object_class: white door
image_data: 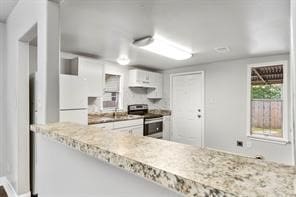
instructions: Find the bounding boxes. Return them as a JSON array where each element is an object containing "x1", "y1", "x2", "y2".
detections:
[{"x1": 171, "y1": 72, "x2": 204, "y2": 147}]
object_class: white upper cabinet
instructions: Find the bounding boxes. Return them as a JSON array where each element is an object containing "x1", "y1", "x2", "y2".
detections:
[
  {"x1": 68, "y1": 57, "x2": 105, "y2": 97},
  {"x1": 128, "y1": 69, "x2": 163, "y2": 98},
  {"x1": 61, "y1": 54, "x2": 105, "y2": 98},
  {"x1": 77, "y1": 57, "x2": 104, "y2": 97},
  {"x1": 147, "y1": 72, "x2": 163, "y2": 99},
  {"x1": 129, "y1": 69, "x2": 153, "y2": 88}
]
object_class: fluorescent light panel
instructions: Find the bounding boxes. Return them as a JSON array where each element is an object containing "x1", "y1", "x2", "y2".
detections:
[{"x1": 136, "y1": 36, "x2": 192, "y2": 60}]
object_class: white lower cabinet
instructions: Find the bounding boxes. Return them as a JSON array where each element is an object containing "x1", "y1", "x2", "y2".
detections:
[
  {"x1": 113, "y1": 119, "x2": 144, "y2": 136},
  {"x1": 129, "y1": 125, "x2": 144, "y2": 136},
  {"x1": 162, "y1": 116, "x2": 171, "y2": 140},
  {"x1": 92, "y1": 119, "x2": 144, "y2": 136},
  {"x1": 92, "y1": 122, "x2": 114, "y2": 130}
]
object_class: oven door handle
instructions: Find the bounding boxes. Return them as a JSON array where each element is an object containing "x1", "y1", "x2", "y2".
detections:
[{"x1": 144, "y1": 118, "x2": 163, "y2": 124}]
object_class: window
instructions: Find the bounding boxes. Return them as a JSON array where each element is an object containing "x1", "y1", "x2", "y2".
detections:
[
  {"x1": 247, "y1": 61, "x2": 288, "y2": 142},
  {"x1": 103, "y1": 74, "x2": 122, "y2": 110}
]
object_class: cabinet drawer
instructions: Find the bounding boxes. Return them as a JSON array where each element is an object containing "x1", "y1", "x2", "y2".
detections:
[
  {"x1": 113, "y1": 119, "x2": 143, "y2": 129},
  {"x1": 92, "y1": 122, "x2": 114, "y2": 130},
  {"x1": 113, "y1": 125, "x2": 144, "y2": 136}
]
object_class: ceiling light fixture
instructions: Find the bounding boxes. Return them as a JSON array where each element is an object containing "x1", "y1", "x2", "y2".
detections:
[
  {"x1": 214, "y1": 46, "x2": 230, "y2": 54},
  {"x1": 117, "y1": 55, "x2": 130, "y2": 65},
  {"x1": 133, "y1": 36, "x2": 192, "y2": 60}
]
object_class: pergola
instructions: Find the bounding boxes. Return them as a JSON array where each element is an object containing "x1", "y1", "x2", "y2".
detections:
[{"x1": 251, "y1": 65, "x2": 283, "y2": 85}]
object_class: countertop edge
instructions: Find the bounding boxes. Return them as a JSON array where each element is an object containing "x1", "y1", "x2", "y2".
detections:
[
  {"x1": 30, "y1": 125, "x2": 236, "y2": 197},
  {"x1": 88, "y1": 116, "x2": 144, "y2": 125}
]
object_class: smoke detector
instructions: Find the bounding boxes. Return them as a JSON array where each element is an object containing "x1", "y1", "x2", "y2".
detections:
[{"x1": 214, "y1": 47, "x2": 230, "y2": 54}]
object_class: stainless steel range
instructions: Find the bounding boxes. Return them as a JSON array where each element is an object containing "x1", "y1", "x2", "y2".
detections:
[{"x1": 128, "y1": 104, "x2": 163, "y2": 138}]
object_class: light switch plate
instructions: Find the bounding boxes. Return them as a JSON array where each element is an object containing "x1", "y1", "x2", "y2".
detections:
[{"x1": 246, "y1": 141, "x2": 252, "y2": 148}]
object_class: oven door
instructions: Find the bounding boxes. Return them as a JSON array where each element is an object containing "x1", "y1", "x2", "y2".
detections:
[{"x1": 144, "y1": 117, "x2": 163, "y2": 137}]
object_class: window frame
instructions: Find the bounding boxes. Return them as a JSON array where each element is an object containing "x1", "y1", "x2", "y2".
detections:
[
  {"x1": 246, "y1": 61, "x2": 289, "y2": 144},
  {"x1": 102, "y1": 73, "x2": 124, "y2": 111}
]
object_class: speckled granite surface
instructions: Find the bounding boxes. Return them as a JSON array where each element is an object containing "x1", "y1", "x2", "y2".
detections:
[
  {"x1": 30, "y1": 123, "x2": 295, "y2": 197},
  {"x1": 149, "y1": 109, "x2": 171, "y2": 116},
  {"x1": 88, "y1": 109, "x2": 170, "y2": 125},
  {"x1": 88, "y1": 113, "x2": 143, "y2": 125}
]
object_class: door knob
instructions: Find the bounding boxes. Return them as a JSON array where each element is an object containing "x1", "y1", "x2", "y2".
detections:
[{"x1": 197, "y1": 115, "x2": 201, "y2": 118}]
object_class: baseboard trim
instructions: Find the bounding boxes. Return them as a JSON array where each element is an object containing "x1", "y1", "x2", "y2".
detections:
[
  {"x1": 0, "y1": 176, "x2": 18, "y2": 197},
  {"x1": 0, "y1": 177, "x2": 31, "y2": 197},
  {"x1": 18, "y1": 191, "x2": 31, "y2": 197}
]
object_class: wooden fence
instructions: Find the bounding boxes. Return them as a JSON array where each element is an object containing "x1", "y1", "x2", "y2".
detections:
[{"x1": 251, "y1": 99, "x2": 282, "y2": 129}]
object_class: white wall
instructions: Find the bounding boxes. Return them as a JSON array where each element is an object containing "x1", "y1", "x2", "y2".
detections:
[
  {"x1": 5, "y1": 0, "x2": 60, "y2": 194},
  {"x1": 0, "y1": 23, "x2": 6, "y2": 177},
  {"x1": 163, "y1": 54, "x2": 293, "y2": 165},
  {"x1": 290, "y1": 0, "x2": 296, "y2": 165},
  {"x1": 29, "y1": 45, "x2": 37, "y2": 74}
]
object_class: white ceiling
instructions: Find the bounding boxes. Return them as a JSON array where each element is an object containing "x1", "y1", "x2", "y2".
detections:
[
  {"x1": 60, "y1": 0, "x2": 290, "y2": 70},
  {"x1": 0, "y1": 0, "x2": 19, "y2": 22}
]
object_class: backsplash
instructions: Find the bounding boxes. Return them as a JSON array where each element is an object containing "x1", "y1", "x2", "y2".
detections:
[
  {"x1": 123, "y1": 87, "x2": 167, "y2": 110},
  {"x1": 88, "y1": 87, "x2": 167, "y2": 112}
]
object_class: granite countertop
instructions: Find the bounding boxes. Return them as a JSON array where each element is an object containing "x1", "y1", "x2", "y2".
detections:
[
  {"x1": 88, "y1": 113, "x2": 143, "y2": 125},
  {"x1": 88, "y1": 109, "x2": 171, "y2": 125},
  {"x1": 30, "y1": 123, "x2": 296, "y2": 197}
]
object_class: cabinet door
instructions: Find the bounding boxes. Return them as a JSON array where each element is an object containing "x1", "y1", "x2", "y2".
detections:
[
  {"x1": 147, "y1": 73, "x2": 163, "y2": 99},
  {"x1": 78, "y1": 57, "x2": 104, "y2": 97},
  {"x1": 113, "y1": 125, "x2": 143, "y2": 136},
  {"x1": 129, "y1": 69, "x2": 154, "y2": 87},
  {"x1": 131, "y1": 125, "x2": 144, "y2": 136},
  {"x1": 113, "y1": 119, "x2": 143, "y2": 129},
  {"x1": 92, "y1": 122, "x2": 114, "y2": 130},
  {"x1": 139, "y1": 70, "x2": 150, "y2": 86},
  {"x1": 113, "y1": 127, "x2": 132, "y2": 134},
  {"x1": 156, "y1": 73, "x2": 163, "y2": 98},
  {"x1": 148, "y1": 72, "x2": 156, "y2": 87}
]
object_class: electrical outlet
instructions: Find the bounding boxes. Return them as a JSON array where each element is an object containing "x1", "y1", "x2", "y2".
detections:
[{"x1": 237, "y1": 141, "x2": 243, "y2": 147}]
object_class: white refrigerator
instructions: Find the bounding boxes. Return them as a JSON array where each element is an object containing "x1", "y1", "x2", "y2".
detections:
[
  {"x1": 60, "y1": 74, "x2": 88, "y2": 125},
  {"x1": 30, "y1": 74, "x2": 88, "y2": 196}
]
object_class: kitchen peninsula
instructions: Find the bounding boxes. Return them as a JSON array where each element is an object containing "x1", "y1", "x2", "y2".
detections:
[{"x1": 30, "y1": 123, "x2": 296, "y2": 197}]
